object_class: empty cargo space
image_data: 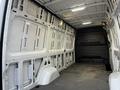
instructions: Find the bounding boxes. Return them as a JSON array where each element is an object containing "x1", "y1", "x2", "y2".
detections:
[
  {"x1": 32, "y1": 63, "x2": 110, "y2": 90},
  {"x1": 2, "y1": 0, "x2": 120, "y2": 90},
  {"x1": 32, "y1": 26, "x2": 111, "y2": 90}
]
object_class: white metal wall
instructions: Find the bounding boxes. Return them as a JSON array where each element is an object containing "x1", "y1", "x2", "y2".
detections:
[
  {"x1": 108, "y1": 15, "x2": 120, "y2": 71},
  {"x1": 107, "y1": 0, "x2": 120, "y2": 71},
  {"x1": 2, "y1": 0, "x2": 75, "y2": 90}
]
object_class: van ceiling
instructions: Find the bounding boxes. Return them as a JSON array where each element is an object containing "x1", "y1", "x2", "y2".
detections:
[{"x1": 35, "y1": 0, "x2": 108, "y2": 28}]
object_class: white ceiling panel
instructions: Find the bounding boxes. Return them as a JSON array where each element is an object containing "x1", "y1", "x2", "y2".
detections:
[
  {"x1": 62, "y1": 5, "x2": 107, "y2": 18},
  {"x1": 40, "y1": 0, "x2": 108, "y2": 28}
]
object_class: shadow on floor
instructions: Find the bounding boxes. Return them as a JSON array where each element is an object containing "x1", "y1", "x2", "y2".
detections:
[{"x1": 32, "y1": 63, "x2": 111, "y2": 90}]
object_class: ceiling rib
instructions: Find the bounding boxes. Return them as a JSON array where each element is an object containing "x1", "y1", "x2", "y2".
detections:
[
  {"x1": 70, "y1": 20, "x2": 106, "y2": 26},
  {"x1": 75, "y1": 24, "x2": 102, "y2": 28},
  {"x1": 34, "y1": 0, "x2": 44, "y2": 5},
  {"x1": 74, "y1": 20, "x2": 102, "y2": 26},
  {"x1": 66, "y1": 13, "x2": 107, "y2": 23},
  {"x1": 44, "y1": 0, "x2": 62, "y2": 6},
  {"x1": 55, "y1": 2, "x2": 108, "y2": 14},
  {"x1": 70, "y1": 17, "x2": 106, "y2": 25},
  {"x1": 64, "y1": 11, "x2": 107, "y2": 20}
]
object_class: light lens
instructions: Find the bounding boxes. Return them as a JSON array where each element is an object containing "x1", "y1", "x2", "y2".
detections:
[
  {"x1": 82, "y1": 22, "x2": 92, "y2": 25},
  {"x1": 59, "y1": 21, "x2": 63, "y2": 26},
  {"x1": 71, "y1": 6, "x2": 86, "y2": 12}
]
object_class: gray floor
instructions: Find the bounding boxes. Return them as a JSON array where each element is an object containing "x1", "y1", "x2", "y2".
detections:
[{"x1": 32, "y1": 63, "x2": 111, "y2": 90}]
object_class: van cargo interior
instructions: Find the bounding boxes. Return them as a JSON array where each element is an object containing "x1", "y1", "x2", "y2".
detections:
[{"x1": 1, "y1": 0, "x2": 120, "y2": 90}]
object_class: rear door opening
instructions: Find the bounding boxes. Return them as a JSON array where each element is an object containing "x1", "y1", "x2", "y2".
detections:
[
  {"x1": 75, "y1": 26, "x2": 111, "y2": 71},
  {"x1": 1, "y1": 0, "x2": 120, "y2": 90}
]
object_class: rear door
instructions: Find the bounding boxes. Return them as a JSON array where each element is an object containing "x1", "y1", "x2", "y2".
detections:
[{"x1": 75, "y1": 27, "x2": 110, "y2": 66}]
